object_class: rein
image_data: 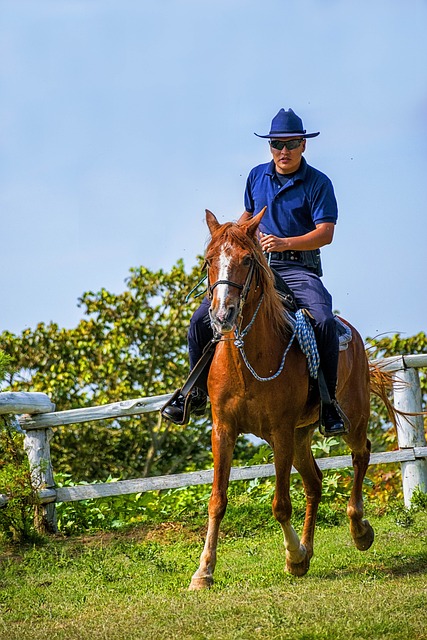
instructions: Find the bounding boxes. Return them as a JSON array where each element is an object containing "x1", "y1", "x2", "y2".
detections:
[
  {"x1": 208, "y1": 256, "x2": 294, "y2": 381},
  {"x1": 235, "y1": 323, "x2": 298, "y2": 382},
  {"x1": 208, "y1": 253, "x2": 319, "y2": 383},
  {"x1": 235, "y1": 309, "x2": 319, "y2": 382},
  {"x1": 230, "y1": 273, "x2": 297, "y2": 382}
]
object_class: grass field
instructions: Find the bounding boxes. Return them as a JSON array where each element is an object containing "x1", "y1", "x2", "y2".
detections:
[{"x1": 0, "y1": 504, "x2": 426, "y2": 640}]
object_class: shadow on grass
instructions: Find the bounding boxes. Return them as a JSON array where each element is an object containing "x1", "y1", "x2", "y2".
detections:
[{"x1": 317, "y1": 552, "x2": 427, "y2": 580}]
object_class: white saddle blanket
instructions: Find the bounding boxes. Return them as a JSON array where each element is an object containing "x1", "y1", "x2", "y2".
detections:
[{"x1": 335, "y1": 316, "x2": 352, "y2": 351}]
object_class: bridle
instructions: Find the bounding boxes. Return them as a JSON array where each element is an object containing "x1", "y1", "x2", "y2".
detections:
[
  {"x1": 205, "y1": 250, "x2": 312, "y2": 383},
  {"x1": 207, "y1": 258, "x2": 256, "y2": 309},
  {"x1": 206, "y1": 256, "x2": 265, "y2": 346}
]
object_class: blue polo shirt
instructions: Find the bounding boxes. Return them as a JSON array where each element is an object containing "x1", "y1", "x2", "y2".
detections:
[{"x1": 244, "y1": 157, "x2": 338, "y2": 237}]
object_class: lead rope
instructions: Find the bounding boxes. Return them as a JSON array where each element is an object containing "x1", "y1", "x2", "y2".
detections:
[
  {"x1": 184, "y1": 274, "x2": 208, "y2": 303},
  {"x1": 234, "y1": 308, "x2": 320, "y2": 382},
  {"x1": 294, "y1": 309, "x2": 320, "y2": 378},
  {"x1": 233, "y1": 294, "x2": 264, "y2": 346}
]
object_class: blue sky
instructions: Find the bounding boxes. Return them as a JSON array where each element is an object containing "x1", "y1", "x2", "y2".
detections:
[{"x1": 1, "y1": 0, "x2": 426, "y2": 341}]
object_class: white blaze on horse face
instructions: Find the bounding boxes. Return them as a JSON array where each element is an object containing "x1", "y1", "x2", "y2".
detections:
[
  {"x1": 216, "y1": 245, "x2": 233, "y2": 307},
  {"x1": 210, "y1": 244, "x2": 238, "y2": 332}
]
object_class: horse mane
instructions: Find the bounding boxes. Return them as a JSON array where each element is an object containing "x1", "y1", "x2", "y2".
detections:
[{"x1": 206, "y1": 221, "x2": 293, "y2": 338}]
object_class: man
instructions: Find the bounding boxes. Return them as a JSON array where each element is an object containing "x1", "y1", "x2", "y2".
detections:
[{"x1": 162, "y1": 108, "x2": 346, "y2": 435}]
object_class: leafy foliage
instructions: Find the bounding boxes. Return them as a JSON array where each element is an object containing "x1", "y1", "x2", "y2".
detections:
[
  {"x1": 0, "y1": 350, "x2": 11, "y2": 382},
  {"x1": 364, "y1": 332, "x2": 427, "y2": 501},
  {"x1": 0, "y1": 352, "x2": 39, "y2": 542},
  {"x1": 0, "y1": 419, "x2": 42, "y2": 542},
  {"x1": 0, "y1": 261, "x2": 256, "y2": 483},
  {"x1": 1, "y1": 261, "x2": 426, "y2": 532}
]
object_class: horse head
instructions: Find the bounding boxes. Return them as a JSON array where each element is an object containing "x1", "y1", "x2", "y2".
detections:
[{"x1": 204, "y1": 208, "x2": 266, "y2": 335}]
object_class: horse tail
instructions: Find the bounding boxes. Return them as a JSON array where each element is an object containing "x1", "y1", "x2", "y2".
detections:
[{"x1": 369, "y1": 362, "x2": 399, "y2": 429}]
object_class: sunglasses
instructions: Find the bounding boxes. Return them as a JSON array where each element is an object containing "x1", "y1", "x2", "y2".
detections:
[{"x1": 270, "y1": 138, "x2": 303, "y2": 151}]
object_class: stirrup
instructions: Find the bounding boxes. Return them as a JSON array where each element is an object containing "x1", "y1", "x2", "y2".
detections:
[
  {"x1": 319, "y1": 399, "x2": 350, "y2": 436},
  {"x1": 161, "y1": 388, "x2": 193, "y2": 426}
]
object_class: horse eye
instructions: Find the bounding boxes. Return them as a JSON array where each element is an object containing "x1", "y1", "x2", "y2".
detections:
[{"x1": 242, "y1": 255, "x2": 252, "y2": 267}]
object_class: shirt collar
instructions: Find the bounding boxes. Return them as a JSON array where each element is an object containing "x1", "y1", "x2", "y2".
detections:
[{"x1": 266, "y1": 156, "x2": 308, "y2": 182}]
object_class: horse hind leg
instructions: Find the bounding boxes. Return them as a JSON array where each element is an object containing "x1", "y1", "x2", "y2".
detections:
[
  {"x1": 340, "y1": 331, "x2": 374, "y2": 550},
  {"x1": 346, "y1": 436, "x2": 375, "y2": 551}
]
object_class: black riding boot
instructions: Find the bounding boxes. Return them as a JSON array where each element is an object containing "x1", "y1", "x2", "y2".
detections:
[
  {"x1": 317, "y1": 324, "x2": 348, "y2": 436},
  {"x1": 161, "y1": 387, "x2": 207, "y2": 425},
  {"x1": 161, "y1": 346, "x2": 210, "y2": 426},
  {"x1": 162, "y1": 299, "x2": 213, "y2": 425},
  {"x1": 321, "y1": 400, "x2": 348, "y2": 436}
]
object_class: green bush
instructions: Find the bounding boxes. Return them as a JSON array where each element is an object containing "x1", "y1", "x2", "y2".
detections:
[
  {"x1": 53, "y1": 467, "x2": 358, "y2": 537},
  {"x1": 0, "y1": 420, "x2": 42, "y2": 543},
  {"x1": 0, "y1": 350, "x2": 11, "y2": 383}
]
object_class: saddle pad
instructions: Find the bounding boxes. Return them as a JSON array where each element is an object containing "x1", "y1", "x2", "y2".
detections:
[{"x1": 335, "y1": 316, "x2": 352, "y2": 351}]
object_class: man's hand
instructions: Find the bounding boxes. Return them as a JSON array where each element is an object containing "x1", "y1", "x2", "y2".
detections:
[
  {"x1": 260, "y1": 223, "x2": 335, "y2": 253},
  {"x1": 259, "y1": 232, "x2": 284, "y2": 253}
]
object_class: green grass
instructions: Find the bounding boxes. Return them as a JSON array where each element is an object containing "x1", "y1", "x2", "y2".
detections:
[{"x1": 0, "y1": 506, "x2": 426, "y2": 640}]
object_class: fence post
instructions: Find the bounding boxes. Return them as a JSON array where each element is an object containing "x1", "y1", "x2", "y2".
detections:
[
  {"x1": 23, "y1": 427, "x2": 57, "y2": 533},
  {"x1": 392, "y1": 367, "x2": 427, "y2": 507}
]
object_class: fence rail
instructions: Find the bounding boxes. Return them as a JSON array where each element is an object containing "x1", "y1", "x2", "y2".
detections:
[
  {"x1": 36, "y1": 447, "x2": 427, "y2": 506},
  {"x1": 1, "y1": 354, "x2": 427, "y2": 532}
]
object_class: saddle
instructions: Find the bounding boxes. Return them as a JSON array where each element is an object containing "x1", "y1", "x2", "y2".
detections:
[
  {"x1": 161, "y1": 271, "x2": 352, "y2": 425},
  {"x1": 272, "y1": 268, "x2": 352, "y2": 351}
]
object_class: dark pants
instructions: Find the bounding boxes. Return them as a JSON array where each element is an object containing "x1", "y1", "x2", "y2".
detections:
[{"x1": 188, "y1": 263, "x2": 339, "y2": 397}]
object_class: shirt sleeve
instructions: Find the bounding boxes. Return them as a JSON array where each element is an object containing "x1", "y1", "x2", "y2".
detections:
[
  {"x1": 310, "y1": 175, "x2": 338, "y2": 225},
  {"x1": 244, "y1": 172, "x2": 255, "y2": 213}
]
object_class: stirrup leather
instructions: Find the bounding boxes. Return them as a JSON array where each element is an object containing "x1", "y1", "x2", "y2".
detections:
[{"x1": 160, "y1": 339, "x2": 217, "y2": 425}]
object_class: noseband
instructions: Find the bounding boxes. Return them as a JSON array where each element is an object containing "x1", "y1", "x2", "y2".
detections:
[{"x1": 207, "y1": 259, "x2": 256, "y2": 307}]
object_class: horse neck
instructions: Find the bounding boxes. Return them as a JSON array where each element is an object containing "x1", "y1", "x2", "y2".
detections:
[{"x1": 237, "y1": 286, "x2": 287, "y2": 353}]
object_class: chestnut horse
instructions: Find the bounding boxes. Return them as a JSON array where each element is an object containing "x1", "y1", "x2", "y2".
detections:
[{"x1": 189, "y1": 208, "x2": 385, "y2": 591}]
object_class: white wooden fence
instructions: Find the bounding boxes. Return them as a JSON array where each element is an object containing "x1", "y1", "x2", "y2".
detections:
[{"x1": 1, "y1": 354, "x2": 426, "y2": 533}]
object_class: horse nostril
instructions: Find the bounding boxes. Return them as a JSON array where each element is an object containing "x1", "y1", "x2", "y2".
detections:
[
  {"x1": 209, "y1": 305, "x2": 235, "y2": 328},
  {"x1": 225, "y1": 306, "x2": 235, "y2": 324}
]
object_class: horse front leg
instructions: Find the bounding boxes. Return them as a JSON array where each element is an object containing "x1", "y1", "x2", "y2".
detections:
[
  {"x1": 189, "y1": 425, "x2": 236, "y2": 590},
  {"x1": 272, "y1": 439, "x2": 310, "y2": 577}
]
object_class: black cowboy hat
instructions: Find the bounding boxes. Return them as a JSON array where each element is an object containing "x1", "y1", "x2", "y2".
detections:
[{"x1": 255, "y1": 108, "x2": 320, "y2": 139}]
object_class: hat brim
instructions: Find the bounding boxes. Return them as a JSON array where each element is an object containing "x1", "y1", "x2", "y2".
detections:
[{"x1": 255, "y1": 131, "x2": 320, "y2": 139}]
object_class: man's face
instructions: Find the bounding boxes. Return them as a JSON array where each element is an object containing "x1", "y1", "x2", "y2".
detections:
[{"x1": 269, "y1": 137, "x2": 306, "y2": 174}]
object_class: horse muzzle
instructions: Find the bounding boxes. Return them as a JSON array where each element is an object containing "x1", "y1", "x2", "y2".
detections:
[{"x1": 209, "y1": 304, "x2": 239, "y2": 335}]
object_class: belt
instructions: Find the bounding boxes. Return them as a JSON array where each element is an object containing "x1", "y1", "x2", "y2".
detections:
[{"x1": 268, "y1": 250, "x2": 303, "y2": 262}]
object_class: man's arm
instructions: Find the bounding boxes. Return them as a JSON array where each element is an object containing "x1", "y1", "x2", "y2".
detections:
[{"x1": 259, "y1": 222, "x2": 335, "y2": 253}]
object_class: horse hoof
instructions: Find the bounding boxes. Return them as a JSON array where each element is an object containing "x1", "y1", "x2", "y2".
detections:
[
  {"x1": 286, "y1": 554, "x2": 311, "y2": 577},
  {"x1": 188, "y1": 575, "x2": 213, "y2": 590},
  {"x1": 353, "y1": 520, "x2": 375, "y2": 551}
]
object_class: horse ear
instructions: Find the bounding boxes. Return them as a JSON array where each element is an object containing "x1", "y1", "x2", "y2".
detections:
[
  {"x1": 243, "y1": 206, "x2": 267, "y2": 238},
  {"x1": 206, "y1": 209, "x2": 220, "y2": 234}
]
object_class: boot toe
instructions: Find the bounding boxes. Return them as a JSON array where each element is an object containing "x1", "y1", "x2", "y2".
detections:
[
  {"x1": 161, "y1": 404, "x2": 185, "y2": 424},
  {"x1": 324, "y1": 420, "x2": 347, "y2": 436},
  {"x1": 161, "y1": 394, "x2": 187, "y2": 424},
  {"x1": 322, "y1": 402, "x2": 349, "y2": 436},
  {"x1": 162, "y1": 404, "x2": 184, "y2": 419},
  {"x1": 161, "y1": 389, "x2": 207, "y2": 425}
]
